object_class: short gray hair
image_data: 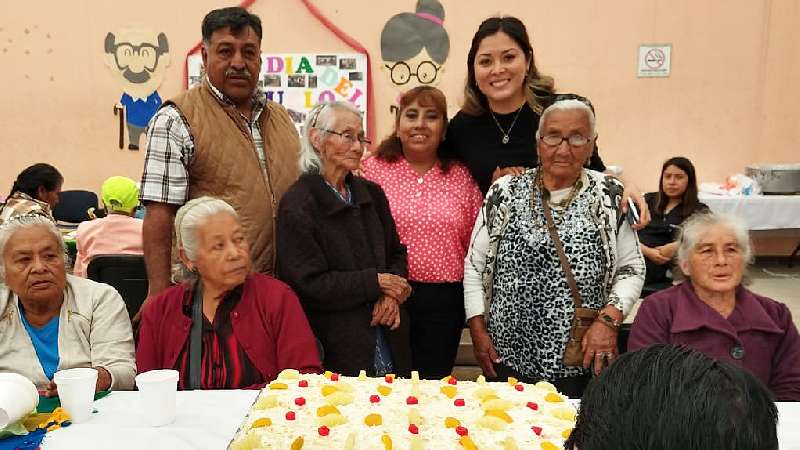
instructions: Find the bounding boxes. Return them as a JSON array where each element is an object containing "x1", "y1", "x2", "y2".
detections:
[
  {"x1": 173, "y1": 196, "x2": 238, "y2": 282},
  {"x1": 0, "y1": 214, "x2": 65, "y2": 280},
  {"x1": 299, "y1": 101, "x2": 364, "y2": 174},
  {"x1": 677, "y1": 212, "x2": 753, "y2": 267},
  {"x1": 535, "y1": 99, "x2": 597, "y2": 140}
]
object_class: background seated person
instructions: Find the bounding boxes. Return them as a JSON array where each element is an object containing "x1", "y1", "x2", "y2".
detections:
[
  {"x1": 74, "y1": 176, "x2": 144, "y2": 277},
  {"x1": 638, "y1": 157, "x2": 708, "y2": 291},
  {"x1": 0, "y1": 163, "x2": 63, "y2": 225},
  {"x1": 0, "y1": 215, "x2": 135, "y2": 395},
  {"x1": 136, "y1": 197, "x2": 321, "y2": 389},
  {"x1": 566, "y1": 344, "x2": 778, "y2": 450},
  {"x1": 629, "y1": 212, "x2": 800, "y2": 401}
]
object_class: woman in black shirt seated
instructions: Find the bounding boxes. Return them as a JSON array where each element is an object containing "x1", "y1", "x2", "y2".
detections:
[{"x1": 638, "y1": 157, "x2": 708, "y2": 289}]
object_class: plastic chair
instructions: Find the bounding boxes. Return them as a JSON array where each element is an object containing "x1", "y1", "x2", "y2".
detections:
[
  {"x1": 52, "y1": 190, "x2": 99, "y2": 224},
  {"x1": 87, "y1": 254, "x2": 148, "y2": 319}
]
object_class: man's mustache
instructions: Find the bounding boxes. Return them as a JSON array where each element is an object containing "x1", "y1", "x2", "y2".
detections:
[{"x1": 225, "y1": 68, "x2": 252, "y2": 79}]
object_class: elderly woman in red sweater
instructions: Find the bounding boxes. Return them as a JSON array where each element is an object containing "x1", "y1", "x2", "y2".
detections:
[
  {"x1": 137, "y1": 197, "x2": 321, "y2": 389},
  {"x1": 629, "y1": 212, "x2": 800, "y2": 401}
]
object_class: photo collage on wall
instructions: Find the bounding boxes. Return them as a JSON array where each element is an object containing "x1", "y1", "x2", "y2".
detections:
[{"x1": 187, "y1": 53, "x2": 368, "y2": 134}]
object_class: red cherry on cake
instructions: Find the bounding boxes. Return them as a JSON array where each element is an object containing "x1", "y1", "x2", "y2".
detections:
[
  {"x1": 526, "y1": 401, "x2": 539, "y2": 411},
  {"x1": 294, "y1": 397, "x2": 306, "y2": 406},
  {"x1": 447, "y1": 376, "x2": 458, "y2": 385},
  {"x1": 285, "y1": 411, "x2": 296, "y2": 421},
  {"x1": 406, "y1": 396, "x2": 418, "y2": 405},
  {"x1": 370, "y1": 394, "x2": 380, "y2": 403},
  {"x1": 455, "y1": 426, "x2": 468, "y2": 436},
  {"x1": 532, "y1": 425, "x2": 543, "y2": 436},
  {"x1": 298, "y1": 380, "x2": 308, "y2": 388},
  {"x1": 385, "y1": 375, "x2": 394, "y2": 383},
  {"x1": 318, "y1": 426, "x2": 330, "y2": 436},
  {"x1": 514, "y1": 384, "x2": 524, "y2": 392},
  {"x1": 454, "y1": 398, "x2": 465, "y2": 407},
  {"x1": 330, "y1": 373, "x2": 340, "y2": 381},
  {"x1": 408, "y1": 424, "x2": 419, "y2": 434}
]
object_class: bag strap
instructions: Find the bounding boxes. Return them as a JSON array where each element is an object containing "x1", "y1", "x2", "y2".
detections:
[
  {"x1": 189, "y1": 280, "x2": 203, "y2": 390},
  {"x1": 541, "y1": 191, "x2": 584, "y2": 309}
]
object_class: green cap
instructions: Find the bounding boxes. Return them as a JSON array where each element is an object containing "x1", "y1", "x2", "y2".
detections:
[{"x1": 101, "y1": 176, "x2": 140, "y2": 214}]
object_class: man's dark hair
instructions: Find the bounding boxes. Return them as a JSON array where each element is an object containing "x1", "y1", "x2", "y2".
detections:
[
  {"x1": 8, "y1": 163, "x2": 63, "y2": 199},
  {"x1": 201, "y1": 7, "x2": 262, "y2": 44},
  {"x1": 566, "y1": 345, "x2": 778, "y2": 450}
]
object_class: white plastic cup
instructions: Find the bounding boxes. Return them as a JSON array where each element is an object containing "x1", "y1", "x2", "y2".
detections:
[
  {"x1": 53, "y1": 368, "x2": 98, "y2": 423},
  {"x1": 135, "y1": 369, "x2": 179, "y2": 427}
]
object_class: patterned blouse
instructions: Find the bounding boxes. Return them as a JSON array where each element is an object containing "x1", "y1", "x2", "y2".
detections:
[
  {"x1": 0, "y1": 192, "x2": 54, "y2": 225},
  {"x1": 361, "y1": 156, "x2": 483, "y2": 283},
  {"x1": 463, "y1": 169, "x2": 645, "y2": 380}
]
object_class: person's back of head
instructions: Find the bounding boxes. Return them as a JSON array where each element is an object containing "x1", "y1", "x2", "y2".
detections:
[
  {"x1": 101, "y1": 176, "x2": 140, "y2": 215},
  {"x1": 567, "y1": 344, "x2": 778, "y2": 450},
  {"x1": 8, "y1": 163, "x2": 63, "y2": 200}
]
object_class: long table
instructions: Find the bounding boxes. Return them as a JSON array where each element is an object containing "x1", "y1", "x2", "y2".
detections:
[
  {"x1": 699, "y1": 193, "x2": 800, "y2": 231},
  {"x1": 40, "y1": 390, "x2": 800, "y2": 449}
]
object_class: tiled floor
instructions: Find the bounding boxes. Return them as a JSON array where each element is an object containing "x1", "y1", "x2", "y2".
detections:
[{"x1": 453, "y1": 258, "x2": 800, "y2": 381}]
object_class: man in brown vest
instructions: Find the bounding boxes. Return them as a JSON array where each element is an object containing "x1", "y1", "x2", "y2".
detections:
[{"x1": 138, "y1": 7, "x2": 299, "y2": 321}]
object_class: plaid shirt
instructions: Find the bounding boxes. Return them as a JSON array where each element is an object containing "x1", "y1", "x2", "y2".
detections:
[{"x1": 140, "y1": 77, "x2": 267, "y2": 205}]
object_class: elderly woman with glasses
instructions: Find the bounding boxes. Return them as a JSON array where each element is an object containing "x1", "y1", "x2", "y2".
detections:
[
  {"x1": 0, "y1": 215, "x2": 135, "y2": 395},
  {"x1": 629, "y1": 212, "x2": 800, "y2": 401},
  {"x1": 276, "y1": 101, "x2": 413, "y2": 377},
  {"x1": 136, "y1": 197, "x2": 321, "y2": 389},
  {"x1": 464, "y1": 98, "x2": 645, "y2": 397}
]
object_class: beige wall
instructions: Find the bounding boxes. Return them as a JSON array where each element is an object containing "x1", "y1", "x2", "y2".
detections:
[{"x1": 0, "y1": 0, "x2": 797, "y2": 197}]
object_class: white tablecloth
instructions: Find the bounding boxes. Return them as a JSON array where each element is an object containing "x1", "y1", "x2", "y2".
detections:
[
  {"x1": 43, "y1": 390, "x2": 257, "y2": 450},
  {"x1": 699, "y1": 193, "x2": 800, "y2": 230},
  {"x1": 39, "y1": 390, "x2": 800, "y2": 449}
]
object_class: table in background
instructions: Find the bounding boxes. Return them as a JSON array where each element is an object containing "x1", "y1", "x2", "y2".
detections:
[
  {"x1": 41, "y1": 390, "x2": 800, "y2": 449},
  {"x1": 699, "y1": 193, "x2": 800, "y2": 263}
]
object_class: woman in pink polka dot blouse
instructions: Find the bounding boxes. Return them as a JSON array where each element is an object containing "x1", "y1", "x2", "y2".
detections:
[{"x1": 362, "y1": 86, "x2": 483, "y2": 379}]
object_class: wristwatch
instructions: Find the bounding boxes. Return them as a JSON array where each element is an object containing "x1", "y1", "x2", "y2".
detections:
[{"x1": 596, "y1": 313, "x2": 621, "y2": 331}]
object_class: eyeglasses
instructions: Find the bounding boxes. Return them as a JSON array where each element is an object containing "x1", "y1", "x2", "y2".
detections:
[
  {"x1": 385, "y1": 61, "x2": 440, "y2": 85},
  {"x1": 322, "y1": 129, "x2": 371, "y2": 147},
  {"x1": 111, "y1": 42, "x2": 162, "y2": 72},
  {"x1": 539, "y1": 134, "x2": 591, "y2": 148}
]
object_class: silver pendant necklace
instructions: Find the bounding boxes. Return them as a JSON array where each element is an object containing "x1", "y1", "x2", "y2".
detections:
[{"x1": 489, "y1": 105, "x2": 524, "y2": 144}]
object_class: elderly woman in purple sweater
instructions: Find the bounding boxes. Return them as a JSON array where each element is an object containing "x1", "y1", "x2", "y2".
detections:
[{"x1": 629, "y1": 212, "x2": 800, "y2": 401}]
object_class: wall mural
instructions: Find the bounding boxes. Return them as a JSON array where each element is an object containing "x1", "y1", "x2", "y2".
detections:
[
  {"x1": 380, "y1": 0, "x2": 449, "y2": 114},
  {"x1": 104, "y1": 29, "x2": 170, "y2": 150}
]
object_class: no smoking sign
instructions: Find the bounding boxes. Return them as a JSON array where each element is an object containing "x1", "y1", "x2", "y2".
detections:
[{"x1": 638, "y1": 44, "x2": 672, "y2": 77}]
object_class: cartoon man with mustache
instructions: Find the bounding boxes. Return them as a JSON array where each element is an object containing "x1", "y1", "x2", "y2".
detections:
[
  {"x1": 135, "y1": 7, "x2": 300, "y2": 325},
  {"x1": 104, "y1": 29, "x2": 170, "y2": 150}
]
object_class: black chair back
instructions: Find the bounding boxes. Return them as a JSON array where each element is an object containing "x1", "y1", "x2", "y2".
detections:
[
  {"x1": 87, "y1": 254, "x2": 148, "y2": 319},
  {"x1": 53, "y1": 190, "x2": 98, "y2": 223}
]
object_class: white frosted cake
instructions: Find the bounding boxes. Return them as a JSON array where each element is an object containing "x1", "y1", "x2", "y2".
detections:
[{"x1": 230, "y1": 369, "x2": 576, "y2": 450}]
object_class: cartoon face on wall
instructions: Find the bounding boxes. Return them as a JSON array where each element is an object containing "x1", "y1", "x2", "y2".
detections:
[
  {"x1": 380, "y1": 0, "x2": 449, "y2": 92},
  {"x1": 103, "y1": 29, "x2": 170, "y2": 150}
]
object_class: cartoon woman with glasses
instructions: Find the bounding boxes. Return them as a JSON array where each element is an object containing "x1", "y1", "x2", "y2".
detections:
[{"x1": 380, "y1": 0, "x2": 449, "y2": 91}]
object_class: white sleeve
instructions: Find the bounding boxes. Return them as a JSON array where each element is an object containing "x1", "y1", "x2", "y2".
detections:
[
  {"x1": 611, "y1": 221, "x2": 646, "y2": 318},
  {"x1": 463, "y1": 202, "x2": 490, "y2": 321}
]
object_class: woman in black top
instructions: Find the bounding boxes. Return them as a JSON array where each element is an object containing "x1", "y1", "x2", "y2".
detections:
[
  {"x1": 638, "y1": 157, "x2": 708, "y2": 287},
  {"x1": 443, "y1": 16, "x2": 647, "y2": 224}
]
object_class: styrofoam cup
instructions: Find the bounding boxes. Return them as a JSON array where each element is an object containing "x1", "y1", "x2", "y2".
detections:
[
  {"x1": 53, "y1": 368, "x2": 98, "y2": 423},
  {"x1": 0, "y1": 374, "x2": 39, "y2": 429},
  {"x1": 135, "y1": 369, "x2": 179, "y2": 427}
]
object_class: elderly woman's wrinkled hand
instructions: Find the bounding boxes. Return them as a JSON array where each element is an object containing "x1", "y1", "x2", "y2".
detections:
[
  {"x1": 377, "y1": 273, "x2": 412, "y2": 304},
  {"x1": 468, "y1": 317, "x2": 500, "y2": 378},
  {"x1": 370, "y1": 296, "x2": 400, "y2": 330},
  {"x1": 582, "y1": 321, "x2": 619, "y2": 375}
]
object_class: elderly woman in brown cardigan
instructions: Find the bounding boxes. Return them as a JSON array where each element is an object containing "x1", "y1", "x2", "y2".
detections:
[{"x1": 276, "y1": 101, "x2": 412, "y2": 377}]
